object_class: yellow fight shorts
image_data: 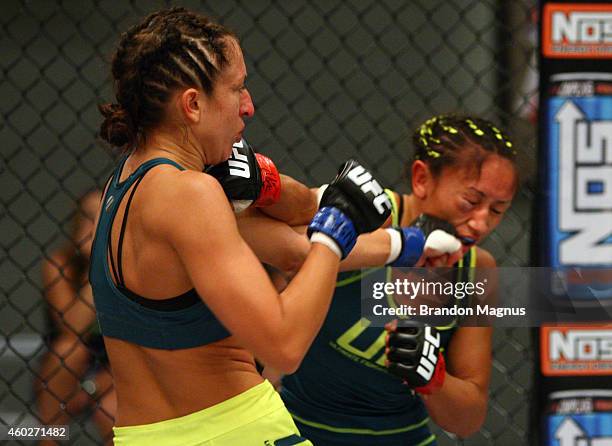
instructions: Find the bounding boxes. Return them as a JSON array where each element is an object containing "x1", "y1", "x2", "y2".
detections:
[{"x1": 113, "y1": 380, "x2": 312, "y2": 446}]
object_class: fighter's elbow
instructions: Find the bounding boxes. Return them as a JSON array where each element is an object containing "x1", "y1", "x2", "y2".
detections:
[
  {"x1": 267, "y1": 346, "x2": 304, "y2": 375},
  {"x1": 452, "y1": 404, "x2": 487, "y2": 438}
]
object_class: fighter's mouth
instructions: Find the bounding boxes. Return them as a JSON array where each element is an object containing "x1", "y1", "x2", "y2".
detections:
[{"x1": 458, "y1": 236, "x2": 477, "y2": 245}]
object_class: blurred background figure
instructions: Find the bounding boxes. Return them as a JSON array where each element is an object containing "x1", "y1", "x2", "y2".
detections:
[{"x1": 36, "y1": 190, "x2": 115, "y2": 445}]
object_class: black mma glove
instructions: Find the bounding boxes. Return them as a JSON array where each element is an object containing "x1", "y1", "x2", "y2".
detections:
[
  {"x1": 307, "y1": 159, "x2": 392, "y2": 259},
  {"x1": 206, "y1": 138, "x2": 281, "y2": 213},
  {"x1": 386, "y1": 325, "x2": 446, "y2": 395}
]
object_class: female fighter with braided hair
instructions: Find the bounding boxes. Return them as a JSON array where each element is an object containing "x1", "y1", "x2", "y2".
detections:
[
  {"x1": 249, "y1": 114, "x2": 519, "y2": 446},
  {"x1": 90, "y1": 7, "x2": 392, "y2": 445}
]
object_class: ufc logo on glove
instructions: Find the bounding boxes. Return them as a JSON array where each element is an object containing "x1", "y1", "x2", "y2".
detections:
[
  {"x1": 346, "y1": 165, "x2": 390, "y2": 215},
  {"x1": 228, "y1": 140, "x2": 251, "y2": 178},
  {"x1": 417, "y1": 327, "x2": 441, "y2": 381}
]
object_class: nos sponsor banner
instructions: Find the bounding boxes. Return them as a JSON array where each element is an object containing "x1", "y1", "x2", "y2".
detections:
[
  {"x1": 536, "y1": 3, "x2": 612, "y2": 444},
  {"x1": 542, "y1": 3, "x2": 612, "y2": 59},
  {"x1": 545, "y1": 390, "x2": 612, "y2": 446},
  {"x1": 541, "y1": 324, "x2": 612, "y2": 376},
  {"x1": 544, "y1": 74, "x2": 612, "y2": 298}
]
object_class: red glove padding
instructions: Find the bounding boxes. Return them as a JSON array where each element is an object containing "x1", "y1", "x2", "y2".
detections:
[
  {"x1": 253, "y1": 153, "x2": 281, "y2": 207},
  {"x1": 385, "y1": 325, "x2": 446, "y2": 395},
  {"x1": 414, "y1": 353, "x2": 445, "y2": 395}
]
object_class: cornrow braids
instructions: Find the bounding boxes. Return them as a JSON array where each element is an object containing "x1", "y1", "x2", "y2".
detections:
[
  {"x1": 411, "y1": 114, "x2": 517, "y2": 177},
  {"x1": 99, "y1": 7, "x2": 238, "y2": 151}
]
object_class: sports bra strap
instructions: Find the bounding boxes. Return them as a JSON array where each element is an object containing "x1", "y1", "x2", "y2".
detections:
[
  {"x1": 108, "y1": 156, "x2": 186, "y2": 292},
  {"x1": 111, "y1": 156, "x2": 185, "y2": 188},
  {"x1": 114, "y1": 174, "x2": 146, "y2": 288}
]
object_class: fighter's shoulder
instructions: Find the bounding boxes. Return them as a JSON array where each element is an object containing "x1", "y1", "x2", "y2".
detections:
[
  {"x1": 143, "y1": 167, "x2": 225, "y2": 204},
  {"x1": 139, "y1": 167, "x2": 231, "y2": 233}
]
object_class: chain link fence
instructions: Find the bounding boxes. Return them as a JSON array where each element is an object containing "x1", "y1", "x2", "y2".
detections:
[{"x1": 1, "y1": 0, "x2": 539, "y2": 444}]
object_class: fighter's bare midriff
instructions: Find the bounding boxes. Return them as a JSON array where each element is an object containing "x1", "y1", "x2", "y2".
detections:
[{"x1": 106, "y1": 336, "x2": 263, "y2": 426}]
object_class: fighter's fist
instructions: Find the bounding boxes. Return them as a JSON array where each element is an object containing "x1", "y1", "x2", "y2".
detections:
[
  {"x1": 385, "y1": 324, "x2": 446, "y2": 395},
  {"x1": 386, "y1": 214, "x2": 462, "y2": 267},
  {"x1": 308, "y1": 160, "x2": 392, "y2": 258},
  {"x1": 206, "y1": 138, "x2": 281, "y2": 213}
]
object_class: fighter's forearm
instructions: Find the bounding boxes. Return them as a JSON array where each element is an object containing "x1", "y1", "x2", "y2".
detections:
[
  {"x1": 290, "y1": 225, "x2": 393, "y2": 272},
  {"x1": 237, "y1": 209, "x2": 310, "y2": 274},
  {"x1": 259, "y1": 175, "x2": 318, "y2": 226},
  {"x1": 339, "y1": 229, "x2": 392, "y2": 271}
]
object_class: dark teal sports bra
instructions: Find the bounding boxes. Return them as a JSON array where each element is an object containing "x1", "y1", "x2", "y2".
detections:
[{"x1": 89, "y1": 157, "x2": 230, "y2": 350}]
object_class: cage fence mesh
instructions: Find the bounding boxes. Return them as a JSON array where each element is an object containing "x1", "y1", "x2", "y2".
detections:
[{"x1": 1, "y1": 0, "x2": 538, "y2": 444}]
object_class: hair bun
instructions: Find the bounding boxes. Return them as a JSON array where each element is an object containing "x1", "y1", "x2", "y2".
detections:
[{"x1": 98, "y1": 103, "x2": 134, "y2": 148}]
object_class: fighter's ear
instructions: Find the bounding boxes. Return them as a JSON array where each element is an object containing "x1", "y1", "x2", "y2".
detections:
[
  {"x1": 179, "y1": 88, "x2": 202, "y2": 124},
  {"x1": 411, "y1": 160, "x2": 433, "y2": 199}
]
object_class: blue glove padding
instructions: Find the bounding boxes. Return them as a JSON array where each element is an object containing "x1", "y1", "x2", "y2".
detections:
[
  {"x1": 308, "y1": 207, "x2": 357, "y2": 259},
  {"x1": 387, "y1": 227, "x2": 426, "y2": 267}
]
